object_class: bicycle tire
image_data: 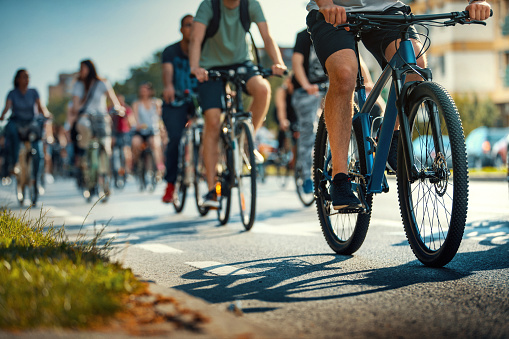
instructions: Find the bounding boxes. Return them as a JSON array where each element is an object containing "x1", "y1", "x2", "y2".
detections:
[
  {"x1": 314, "y1": 110, "x2": 372, "y2": 255},
  {"x1": 217, "y1": 137, "x2": 232, "y2": 225},
  {"x1": 99, "y1": 148, "x2": 110, "y2": 203},
  {"x1": 173, "y1": 140, "x2": 187, "y2": 213},
  {"x1": 194, "y1": 140, "x2": 209, "y2": 216},
  {"x1": 236, "y1": 120, "x2": 257, "y2": 230},
  {"x1": 295, "y1": 164, "x2": 315, "y2": 207},
  {"x1": 397, "y1": 82, "x2": 468, "y2": 267},
  {"x1": 28, "y1": 152, "x2": 38, "y2": 206}
]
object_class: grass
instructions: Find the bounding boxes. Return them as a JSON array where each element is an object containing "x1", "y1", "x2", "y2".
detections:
[{"x1": 0, "y1": 208, "x2": 142, "y2": 330}]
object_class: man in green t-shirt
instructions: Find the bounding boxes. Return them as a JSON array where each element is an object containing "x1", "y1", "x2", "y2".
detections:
[{"x1": 189, "y1": 0, "x2": 287, "y2": 208}]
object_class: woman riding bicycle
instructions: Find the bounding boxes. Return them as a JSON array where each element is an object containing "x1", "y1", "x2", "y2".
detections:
[
  {"x1": 70, "y1": 59, "x2": 124, "y2": 192},
  {"x1": 131, "y1": 83, "x2": 165, "y2": 178},
  {"x1": 0, "y1": 69, "x2": 51, "y2": 180}
]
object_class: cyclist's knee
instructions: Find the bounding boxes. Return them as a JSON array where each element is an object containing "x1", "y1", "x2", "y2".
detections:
[{"x1": 248, "y1": 78, "x2": 270, "y2": 99}]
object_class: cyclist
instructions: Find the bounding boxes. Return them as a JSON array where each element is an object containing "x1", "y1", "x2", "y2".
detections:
[
  {"x1": 291, "y1": 28, "x2": 329, "y2": 194},
  {"x1": 0, "y1": 69, "x2": 51, "y2": 182},
  {"x1": 161, "y1": 14, "x2": 197, "y2": 204},
  {"x1": 306, "y1": 0, "x2": 491, "y2": 210},
  {"x1": 131, "y1": 83, "x2": 164, "y2": 177},
  {"x1": 70, "y1": 59, "x2": 124, "y2": 194},
  {"x1": 112, "y1": 94, "x2": 135, "y2": 174},
  {"x1": 274, "y1": 75, "x2": 298, "y2": 165},
  {"x1": 190, "y1": 0, "x2": 287, "y2": 207}
]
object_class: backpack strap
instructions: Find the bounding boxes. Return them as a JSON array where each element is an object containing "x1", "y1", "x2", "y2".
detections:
[
  {"x1": 204, "y1": 0, "x2": 221, "y2": 40},
  {"x1": 239, "y1": 0, "x2": 250, "y2": 33}
]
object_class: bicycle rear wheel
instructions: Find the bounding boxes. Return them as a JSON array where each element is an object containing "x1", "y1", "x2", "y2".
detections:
[
  {"x1": 28, "y1": 152, "x2": 38, "y2": 206},
  {"x1": 314, "y1": 111, "x2": 372, "y2": 255},
  {"x1": 398, "y1": 82, "x2": 468, "y2": 267},
  {"x1": 217, "y1": 138, "x2": 232, "y2": 225},
  {"x1": 236, "y1": 120, "x2": 257, "y2": 230}
]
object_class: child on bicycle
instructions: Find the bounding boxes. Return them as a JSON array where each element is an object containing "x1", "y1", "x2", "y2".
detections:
[
  {"x1": 190, "y1": 0, "x2": 287, "y2": 208},
  {"x1": 306, "y1": 0, "x2": 491, "y2": 210}
]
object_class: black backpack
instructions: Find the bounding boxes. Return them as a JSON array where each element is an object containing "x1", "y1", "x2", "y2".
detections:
[
  {"x1": 203, "y1": 0, "x2": 261, "y2": 66},
  {"x1": 205, "y1": 0, "x2": 251, "y2": 39}
]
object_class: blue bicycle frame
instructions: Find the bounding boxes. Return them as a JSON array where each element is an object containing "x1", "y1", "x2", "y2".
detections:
[{"x1": 323, "y1": 33, "x2": 433, "y2": 197}]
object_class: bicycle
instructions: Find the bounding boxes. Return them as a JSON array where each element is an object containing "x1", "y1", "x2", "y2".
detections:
[
  {"x1": 14, "y1": 117, "x2": 45, "y2": 206},
  {"x1": 313, "y1": 10, "x2": 490, "y2": 267},
  {"x1": 110, "y1": 134, "x2": 128, "y2": 189},
  {"x1": 294, "y1": 82, "x2": 328, "y2": 207},
  {"x1": 134, "y1": 127, "x2": 158, "y2": 193},
  {"x1": 79, "y1": 113, "x2": 112, "y2": 203},
  {"x1": 207, "y1": 67, "x2": 278, "y2": 230},
  {"x1": 173, "y1": 91, "x2": 209, "y2": 216}
]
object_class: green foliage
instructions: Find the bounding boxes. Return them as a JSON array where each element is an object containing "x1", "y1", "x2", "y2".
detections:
[
  {"x1": 454, "y1": 94, "x2": 501, "y2": 137},
  {"x1": 47, "y1": 95, "x2": 71, "y2": 127},
  {"x1": 0, "y1": 209, "x2": 141, "y2": 329},
  {"x1": 113, "y1": 51, "x2": 163, "y2": 105}
]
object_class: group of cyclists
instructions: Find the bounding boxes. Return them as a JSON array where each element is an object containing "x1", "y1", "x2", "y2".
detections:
[{"x1": 0, "y1": 0, "x2": 491, "y2": 214}]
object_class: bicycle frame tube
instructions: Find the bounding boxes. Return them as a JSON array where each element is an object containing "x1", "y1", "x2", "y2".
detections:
[{"x1": 356, "y1": 39, "x2": 418, "y2": 193}]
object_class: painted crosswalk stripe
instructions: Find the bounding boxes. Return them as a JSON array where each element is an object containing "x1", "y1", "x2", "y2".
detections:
[
  {"x1": 135, "y1": 244, "x2": 183, "y2": 253},
  {"x1": 186, "y1": 261, "x2": 253, "y2": 276}
]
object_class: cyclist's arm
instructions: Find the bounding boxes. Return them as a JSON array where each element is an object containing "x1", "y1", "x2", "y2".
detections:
[
  {"x1": 465, "y1": 0, "x2": 491, "y2": 21},
  {"x1": 275, "y1": 86, "x2": 289, "y2": 131},
  {"x1": 132, "y1": 101, "x2": 141, "y2": 129},
  {"x1": 257, "y1": 22, "x2": 287, "y2": 75},
  {"x1": 292, "y1": 52, "x2": 318, "y2": 95},
  {"x1": 189, "y1": 21, "x2": 208, "y2": 82},
  {"x1": 35, "y1": 98, "x2": 51, "y2": 119},
  {"x1": 106, "y1": 84, "x2": 124, "y2": 114},
  {"x1": 154, "y1": 98, "x2": 162, "y2": 117},
  {"x1": 162, "y1": 62, "x2": 175, "y2": 104},
  {"x1": 0, "y1": 99, "x2": 12, "y2": 121}
]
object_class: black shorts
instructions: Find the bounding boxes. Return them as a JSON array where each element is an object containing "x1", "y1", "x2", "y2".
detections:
[
  {"x1": 197, "y1": 61, "x2": 261, "y2": 112},
  {"x1": 307, "y1": 5, "x2": 421, "y2": 71}
]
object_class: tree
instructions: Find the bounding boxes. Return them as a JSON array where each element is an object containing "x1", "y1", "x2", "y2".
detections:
[
  {"x1": 47, "y1": 95, "x2": 71, "y2": 126},
  {"x1": 453, "y1": 94, "x2": 501, "y2": 137}
]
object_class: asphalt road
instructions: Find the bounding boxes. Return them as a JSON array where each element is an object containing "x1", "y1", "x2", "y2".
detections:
[{"x1": 1, "y1": 174, "x2": 508, "y2": 338}]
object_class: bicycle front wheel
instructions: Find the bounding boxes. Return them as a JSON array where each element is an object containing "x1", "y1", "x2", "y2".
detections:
[
  {"x1": 217, "y1": 138, "x2": 232, "y2": 225},
  {"x1": 236, "y1": 121, "x2": 257, "y2": 230},
  {"x1": 173, "y1": 141, "x2": 187, "y2": 213},
  {"x1": 314, "y1": 111, "x2": 372, "y2": 255},
  {"x1": 398, "y1": 82, "x2": 468, "y2": 267},
  {"x1": 194, "y1": 140, "x2": 209, "y2": 216}
]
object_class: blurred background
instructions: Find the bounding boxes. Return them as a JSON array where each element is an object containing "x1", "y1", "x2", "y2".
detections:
[{"x1": 1, "y1": 0, "x2": 508, "y2": 169}]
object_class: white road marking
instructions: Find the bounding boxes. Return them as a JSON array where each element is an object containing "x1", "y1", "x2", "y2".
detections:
[
  {"x1": 134, "y1": 243, "x2": 183, "y2": 253},
  {"x1": 186, "y1": 261, "x2": 253, "y2": 276},
  {"x1": 251, "y1": 222, "x2": 320, "y2": 237}
]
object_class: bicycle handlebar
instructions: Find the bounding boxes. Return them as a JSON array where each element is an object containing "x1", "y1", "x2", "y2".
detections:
[
  {"x1": 341, "y1": 9, "x2": 493, "y2": 30},
  {"x1": 207, "y1": 67, "x2": 287, "y2": 81}
]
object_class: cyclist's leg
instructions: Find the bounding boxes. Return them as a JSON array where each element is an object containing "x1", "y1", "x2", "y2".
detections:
[
  {"x1": 292, "y1": 89, "x2": 321, "y2": 180},
  {"x1": 30, "y1": 139, "x2": 43, "y2": 182},
  {"x1": 245, "y1": 75, "x2": 271, "y2": 131},
  {"x1": 131, "y1": 134, "x2": 143, "y2": 165},
  {"x1": 5, "y1": 121, "x2": 20, "y2": 173}
]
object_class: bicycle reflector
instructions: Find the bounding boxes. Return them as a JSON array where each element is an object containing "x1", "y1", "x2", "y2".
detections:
[{"x1": 215, "y1": 182, "x2": 221, "y2": 197}]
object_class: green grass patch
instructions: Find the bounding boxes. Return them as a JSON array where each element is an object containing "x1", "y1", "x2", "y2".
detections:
[{"x1": 0, "y1": 209, "x2": 142, "y2": 329}]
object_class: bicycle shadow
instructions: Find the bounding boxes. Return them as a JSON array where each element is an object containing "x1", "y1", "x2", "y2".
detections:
[{"x1": 173, "y1": 242, "x2": 508, "y2": 310}]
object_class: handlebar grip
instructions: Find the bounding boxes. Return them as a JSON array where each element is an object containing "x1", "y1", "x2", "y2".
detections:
[{"x1": 462, "y1": 8, "x2": 493, "y2": 19}]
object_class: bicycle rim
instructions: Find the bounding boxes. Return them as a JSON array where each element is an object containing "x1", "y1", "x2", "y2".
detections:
[
  {"x1": 398, "y1": 82, "x2": 468, "y2": 267},
  {"x1": 314, "y1": 111, "x2": 372, "y2": 255},
  {"x1": 217, "y1": 138, "x2": 231, "y2": 225},
  {"x1": 194, "y1": 143, "x2": 210, "y2": 216},
  {"x1": 173, "y1": 150, "x2": 187, "y2": 213},
  {"x1": 237, "y1": 121, "x2": 257, "y2": 230}
]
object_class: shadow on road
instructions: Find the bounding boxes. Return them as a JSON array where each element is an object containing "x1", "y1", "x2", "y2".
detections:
[{"x1": 173, "y1": 240, "x2": 508, "y2": 308}]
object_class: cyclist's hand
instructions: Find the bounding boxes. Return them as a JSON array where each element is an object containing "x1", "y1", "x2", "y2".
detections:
[
  {"x1": 304, "y1": 84, "x2": 319, "y2": 96},
  {"x1": 191, "y1": 67, "x2": 208, "y2": 83},
  {"x1": 163, "y1": 86, "x2": 175, "y2": 104},
  {"x1": 466, "y1": 1, "x2": 491, "y2": 21},
  {"x1": 319, "y1": 3, "x2": 347, "y2": 27},
  {"x1": 271, "y1": 64, "x2": 287, "y2": 76},
  {"x1": 280, "y1": 119, "x2": 290, "y2": 131}
]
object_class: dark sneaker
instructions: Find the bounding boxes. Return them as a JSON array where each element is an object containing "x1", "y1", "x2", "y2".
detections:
[
  {"x1": 331, "y1": 173, "x2": 362, "y2": 210},
  {"x1": 202, "y1": 189, "x2": 220, "y2": 209},
  {"x1": 302, "y1": 178, "x2": 314, "y2": 194},
  {"x1": 386, "y1": 130, "x2": 400, "y2": 173}
]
